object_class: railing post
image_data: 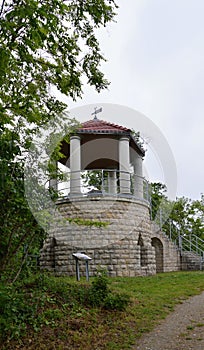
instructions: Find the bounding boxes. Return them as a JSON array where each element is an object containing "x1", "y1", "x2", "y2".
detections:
[
  {"x1": 149, "y1": 196, "x2": 153, "y2": 220},
  {"x1": 169, "y1": 219, "x2": 172, "y2": 240},
  {"x1": 200, "y1": 256, "x2": 202, "y2": 271},
  {"x1": 57, "y1": 168, "x2": 151, "y2": 203},
  {"x1": 101, "y1": 169, "x2": 104, "y2": 193},
  {"x1": 85, "y1": 260, "x2": 90, "y2": 281},
  {"x1": 178, "y1": 234, "x2": 182, "y2": 252},
  {"x1": 159, "y1": 208, "x2": 162, "y2": 229}
]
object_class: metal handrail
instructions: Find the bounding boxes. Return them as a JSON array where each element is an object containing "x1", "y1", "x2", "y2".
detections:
[
  {"x1": 150, "y1": 202, "x2": 204, "y2": 264},
  {"x1": 178, "y1": 234, "x2": 204, "y2": 260},
  {"x1": 50, "y1": 169, "x2": 150, "y2": 202}
]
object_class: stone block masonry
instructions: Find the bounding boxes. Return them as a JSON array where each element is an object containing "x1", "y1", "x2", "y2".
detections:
[
  {"x1": 151, "y1": 226, "x2": 181, "y2": 273},
  {"x1": 40, "y1": 196, "x2": 157, "y2": 277}
]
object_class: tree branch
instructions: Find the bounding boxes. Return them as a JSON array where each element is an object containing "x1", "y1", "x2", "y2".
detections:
[{"x1": 0, "y1": 0, "x2": 6, "y2": 17}]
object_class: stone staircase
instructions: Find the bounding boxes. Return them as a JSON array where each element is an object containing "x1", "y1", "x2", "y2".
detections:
[
  {"x1": 178, "y1": 234, "x2": 204, "y2": 271},
  {"x1": 151, "y1": 223, "x2": 181, "y2": 272},
  {"x1": 180, "y1": 251, "x2": 204, "y2": 271},
  {"x1": 151, "y1": 222, "x2": 204, "y2": 271}
]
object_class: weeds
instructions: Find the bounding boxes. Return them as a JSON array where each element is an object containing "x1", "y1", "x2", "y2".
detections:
[
  {"x1": 0, "y1": 271, "x2": 204, "y2": 350},
  {"x1": 0, "y1": 269, "x2": 130, "y2": 343}
]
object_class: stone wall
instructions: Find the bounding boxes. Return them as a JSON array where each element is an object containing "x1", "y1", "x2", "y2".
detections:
[
  {"x1": 40, "y1": 196, "x2": 156, "y2": 277},
  {"x1": 180, "y1": 251, "x2": 203, "y2": 271},
  {"x1": 151, "y1": 225, "x2": 181, "y2": 272}
]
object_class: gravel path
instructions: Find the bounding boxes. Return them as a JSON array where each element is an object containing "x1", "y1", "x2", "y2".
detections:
[{"x1": 133, "y1": 291, "x2": 204, "y2": 350}]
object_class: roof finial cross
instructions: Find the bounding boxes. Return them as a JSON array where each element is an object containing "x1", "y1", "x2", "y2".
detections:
[{"x1": 91, "y1": 107, "x2": 102, "y2": 120}]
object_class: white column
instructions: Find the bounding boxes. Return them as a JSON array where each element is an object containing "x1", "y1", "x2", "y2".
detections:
[
  {"x1": 133, "y1": 154, "x2": 143, "y2": 199},
  {"x1": 70, "y1": 135, "x2": 81, "y2": 194},
  {"x1": 49, "y1": 161, "x2": 58, "y2": 192},
  {"x1": 108, "y1": 171, "x2": 117, "y2": 194},
  {"x1": 119, "y1": 137, "x2": 131, "y2": 193}
]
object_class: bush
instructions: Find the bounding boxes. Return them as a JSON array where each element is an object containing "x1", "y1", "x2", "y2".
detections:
[
  {"x1": 0, "y1": 273, "x2": 57, "y2": 341},
  {"x1": 0, "y1": 271, "x2": 130, "y2": 343},
  {"x1": 88, "y1": 269, "x2": 109, "y2": 306},
  {"x1": 86, "y1": 269, "x2": 130, "y2": 310},
  {"x1": 103, "y1": 293, "x2": 130, "y2": 311},
  {"x1": 0, "y1": 284, "x2": 38, "y2": 340}
]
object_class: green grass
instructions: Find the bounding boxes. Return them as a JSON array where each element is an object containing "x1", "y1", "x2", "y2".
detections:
[{"x1": 1, "y1": 271, "x2": 204, "y2": 350}]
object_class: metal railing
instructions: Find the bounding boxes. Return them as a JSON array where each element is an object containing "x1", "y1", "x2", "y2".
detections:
[
  {"x1": 50, "y1": 169, "x2": 151, "y2": 202},
  {"x1": 178, "y1": 234, "x2": 204, "y2": 270},
  {"x1": 178, "y1": 234, "x2": 204, "y2": 260},
  {"x1": 150, "y1": 204, "x2": 204, "y2": 267}
]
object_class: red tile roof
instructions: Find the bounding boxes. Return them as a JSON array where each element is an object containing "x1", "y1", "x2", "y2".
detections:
[{"x1": 78, "y1": 118, "x2": 131, "y2": 134}]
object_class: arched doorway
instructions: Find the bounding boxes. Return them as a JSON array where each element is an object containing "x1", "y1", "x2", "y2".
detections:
[{"x1": 151, "y1": 237, "x2": 164, "y2": 273}]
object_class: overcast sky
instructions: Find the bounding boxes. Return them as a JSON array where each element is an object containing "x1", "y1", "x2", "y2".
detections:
[{"x1": 61, "y1": 0, "x2": 203, "y2": 200}]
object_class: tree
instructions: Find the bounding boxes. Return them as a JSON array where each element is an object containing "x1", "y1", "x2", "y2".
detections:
[
  {"x1": 81, "y1": 170, "x2": 109, "y2": 193},
  {"x1": 150, "y1": 184, "x2": 204, "y2": 242},
  {"x1": 162, "y1": 196, "x2": 204, "y2": 240},
  {"x1": 0, "y1": 0, "x2": 117, "y2": 127},
  {"x1": 190, "y1": 195, "x2": 204, "y2": 237},
  {"x1": 0, "y1": 0, "x2": 118, "y2": 282},
  {"x1": 150, "y1": 182, "x2": 167, "y2": 220},
  {"x1": 0, "y1": 127, "x2": 44, "y2": 281},
  {"x1": 167, "y1": 198, "x2": 203, "y2": 239}
]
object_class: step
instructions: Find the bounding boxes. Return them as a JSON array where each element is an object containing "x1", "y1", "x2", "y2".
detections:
[{"x1": 181, "y1": 251, "x2": 203, "y2": 271}]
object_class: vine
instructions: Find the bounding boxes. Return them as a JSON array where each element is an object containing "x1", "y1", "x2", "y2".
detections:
[{"x1": 67, "y1": 217, "x2": 109, "y2": 228}]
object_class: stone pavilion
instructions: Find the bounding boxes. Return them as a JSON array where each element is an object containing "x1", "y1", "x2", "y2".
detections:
[{"x1": 40, "y1": 114, "x2": 181, "y2": 276}]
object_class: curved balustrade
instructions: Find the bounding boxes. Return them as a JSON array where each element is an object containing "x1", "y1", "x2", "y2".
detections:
[{"x1": 50, "y1": 169, "x2": 150, "y2": 202}]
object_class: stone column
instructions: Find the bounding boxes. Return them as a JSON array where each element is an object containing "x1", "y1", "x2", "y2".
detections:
[
  {"x1": 49, "y1": 161, "x2": 58, "y2": 192},
  {"x1": 70, "y1": 135, "x2": 81, "y2": 194},
  {"x1": 133, "y1": 154, "x2": 143, "y2": 199},
  {"x1": 119, "y1": 137, "x2": 131, "y2": 193},
  {"x1": 108, "y1": 171, "x2": 117, "y2": 194}
]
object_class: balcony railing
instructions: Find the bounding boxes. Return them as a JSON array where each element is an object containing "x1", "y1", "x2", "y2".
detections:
[{"x1": 50, "y1": 169, "x2": 150, "y2": 202}]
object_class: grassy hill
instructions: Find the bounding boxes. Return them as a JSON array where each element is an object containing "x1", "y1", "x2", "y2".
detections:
[{"x1": 1, "y1": 271, "x2": 204, "y2": 350}]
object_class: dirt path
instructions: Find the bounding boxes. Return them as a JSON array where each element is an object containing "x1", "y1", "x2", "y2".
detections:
[{"x1": 133, "y1": 291, "x2": 204, "y2": 350}]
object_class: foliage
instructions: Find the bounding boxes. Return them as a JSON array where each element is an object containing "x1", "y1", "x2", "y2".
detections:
[
  {"x1": 1, "y1": 272, "x2": 204, "y2": 349},
  {"x1": 103, "y1": 292, "x2": 130, "y2": 311},
  {"x1": 0, "y1": 128, "x2": 45, "y2": 282},
  {"x1": 81, "y1": 170, "x2": 109, "y2": 192},
  {"x1": 0, "y1": 0, "x2": 118, "y2": 282},
  {"x1": 131, "y1": 129, "x2": 145, "y2": 152},
  {"x1": 150, "y1": 183, "x2": 204, "y2": 241},
  {"x1": 67, "y1": 217, "x2": 109, "y2": 227},
  {"x1": 0, "y1": 0, "x2": 117, "y2": 126},
  {"x1": 88, "y1": 268, "x2": 110, "y2": 305},
  {"x1": 0, "y1": 271, "x2": 130, "y2": 343},
  {"x1": 150, "y1": 182, "x2": 167, "y2": 220},
  {"x1": 0, "y1": 277, "x2": 44, "y2": 340},
  {"x1": 86, "y1": 269, "x2": 130, "y2": 310},
  {"x1": 162, "y1": 195, "x2": 204, "y2": 241}
]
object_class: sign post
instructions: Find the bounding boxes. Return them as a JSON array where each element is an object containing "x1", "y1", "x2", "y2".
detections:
[{"x1": 72, "y1": 252, "x2": 92, "y2": 281}]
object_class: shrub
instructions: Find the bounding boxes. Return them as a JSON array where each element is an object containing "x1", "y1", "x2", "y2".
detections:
[
  {"x1": 0, "y1": 271, "x2": 130, "y2": 343},
  {"x1": 0, "y1": 284, "x2": 38, "y2": 340},
  {"x1": 88, "y1": 268, "x2": 109, "y2": 306},
  {"x1": 103, "y1": 293, "x2": 130, "y2": 311},
  {"x1": 87, "y1": 269, "x2": 130, "y2": 310}
]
